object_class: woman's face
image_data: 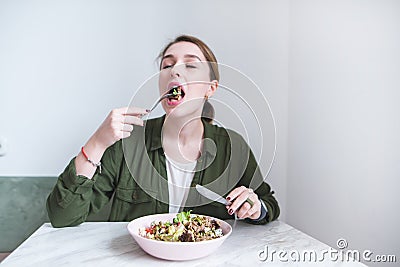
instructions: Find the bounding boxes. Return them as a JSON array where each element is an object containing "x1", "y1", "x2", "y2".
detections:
[{"x1": 158, "y1": 41, "x2": 217, "y2": 118}]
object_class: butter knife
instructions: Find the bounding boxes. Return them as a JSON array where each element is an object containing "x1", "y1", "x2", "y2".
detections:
[{"x1": 195, "y1": 184, "x2": 231, "y2": 206}]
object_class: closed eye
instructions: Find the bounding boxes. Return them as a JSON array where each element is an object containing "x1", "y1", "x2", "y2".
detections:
[{"x1": 185, "y1": 64, "x2": 197, "y2": 68}]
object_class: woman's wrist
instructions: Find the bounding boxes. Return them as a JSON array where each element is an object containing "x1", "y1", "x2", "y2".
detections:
[
  {"x1": 84, "y1": 136, "x2": 108, "y2": 161},
  {"x1": 75, "y1": 137, "x2": 108, "y2": 178}
]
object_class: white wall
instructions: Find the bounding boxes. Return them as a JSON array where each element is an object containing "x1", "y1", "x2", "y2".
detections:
[
  {"x1": 0, "y1": 0, "x2": 165, "y2": 173},
  {"x1": 287, "y1": 0, "x2": 400, "y2": 264},
  {"x1": 0, "y1": 0, "x2": 288, "y2": 219}
]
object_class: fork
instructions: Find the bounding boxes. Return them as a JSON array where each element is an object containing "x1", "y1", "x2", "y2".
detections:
[{"x1": 148, "y1": 93, "x2": 174, "y2": 112}]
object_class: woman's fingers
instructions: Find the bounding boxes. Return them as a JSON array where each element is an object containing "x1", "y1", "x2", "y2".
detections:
[
  {"x1": 121, "y1": 131, "x2": 131, "y2": 139},
  {"x1": 118, "y1": 106, "x2": 149, "y2": 116},
  {"x1": 227, "y1": 187, "x2": 249, "y2": 213},
  {"x1": 92, "y1": 107, "x2": 148, "y2": 149},
  {"x1": 239, "y1": 196, "x2": 261, "y2": 219},
  {"x1": 120, "y1": 106, "x2": 149, "y2": 127},
  {"x1": 246, "y1": 201, "x2": 262, "y2": 219},
  {"x1": 118, "y1": 112, "x2": 147, "y2": 138},
  {"x1": 226, "y1": 186, "x2": 248, "y2": 202},
  {"x1": 121, "y1": 123, "x2": 134, "y2": 132},
  {"x1": 226, "y1": 186, "x2": 261, "y2": 219},
  {"x1": 123, "y1": 115, "x2": 145, "y2": 127}
]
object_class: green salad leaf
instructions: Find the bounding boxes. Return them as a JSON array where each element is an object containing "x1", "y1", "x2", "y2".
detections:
[{"x1": 173, "y1": 210, "x2": 191, "y2": 224}]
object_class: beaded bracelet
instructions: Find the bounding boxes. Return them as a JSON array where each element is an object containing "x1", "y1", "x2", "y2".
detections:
[{"x1": 81, "y1": 146, "x2": 102, "y2": 174}]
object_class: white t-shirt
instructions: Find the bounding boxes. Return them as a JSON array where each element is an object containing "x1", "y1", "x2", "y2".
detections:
[{"x1": 165, "y1": 155, "x2": 197, "y2": 213}]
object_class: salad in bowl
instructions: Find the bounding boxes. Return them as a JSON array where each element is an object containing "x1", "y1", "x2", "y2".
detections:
[
  {"x1": 139, "y1": 210, "x2": 224, "y2": 242},
  {"x1": 127, "y1": 211, "x2": 232, "y2": 260}
]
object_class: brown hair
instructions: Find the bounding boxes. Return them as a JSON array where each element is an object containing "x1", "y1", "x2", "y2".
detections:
[{"x1": 159, "y1": 35, "x2": 219, "y2": 123}]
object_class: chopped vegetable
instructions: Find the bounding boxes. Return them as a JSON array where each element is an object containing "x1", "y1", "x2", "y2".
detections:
[
  {"x1": 139, "y1": 211, "x2": 223, "y2": 242},
  {"x1": 167, "y1": 86, "x2": 185, "y2": 101},
  {"x1": 173, "y1": 210, "x2": 190, "y2": 224}
]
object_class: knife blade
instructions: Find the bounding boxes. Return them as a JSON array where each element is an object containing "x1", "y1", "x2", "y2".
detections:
[{"x1": 195, "y1": 184, "x2": 231, "y2": 206}]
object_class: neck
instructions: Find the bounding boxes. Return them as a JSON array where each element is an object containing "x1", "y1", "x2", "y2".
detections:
[{"x1": 163, "y1": 115, "x2": 204, "y2": 146}]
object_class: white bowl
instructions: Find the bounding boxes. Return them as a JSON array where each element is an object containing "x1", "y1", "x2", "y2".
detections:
[{"x1": 127, "y1": 213, "x2": 232, "y2": 261}]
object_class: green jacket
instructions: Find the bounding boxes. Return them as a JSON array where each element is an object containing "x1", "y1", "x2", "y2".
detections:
[{"x1": 47, "y1": 116, "x2": 279, "y2": 227}]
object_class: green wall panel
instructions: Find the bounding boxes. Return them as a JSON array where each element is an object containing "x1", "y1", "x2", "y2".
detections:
[{"x1": 0, "y1": 177, "x2": 111, "y2": 252}]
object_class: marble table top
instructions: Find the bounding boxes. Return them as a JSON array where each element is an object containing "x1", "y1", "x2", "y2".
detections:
[{"x1": 1, "y1": 220, "x2": 367, "y2": 266}]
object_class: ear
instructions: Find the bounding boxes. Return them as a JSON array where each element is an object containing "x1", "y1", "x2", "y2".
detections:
[{"x1": 206, "y1": 80, "x2": 218, "y2": 97}]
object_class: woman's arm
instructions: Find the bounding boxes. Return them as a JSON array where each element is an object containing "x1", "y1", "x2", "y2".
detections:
[
  {"x1": 46, "y1": 107, "x2": 147, "y2": 227},
  {"x1": 75, "y1": 107, "x2": 148, "y2": 178},
  {"x1": 243, "y1": 149, "x2": 280, "y2": 223},
  {"x1": 226, "y1": 136, "x2": 280, "y2": 224},
  {"x1": 46, "y1": 142, "x2": 122, "y2": 227}
]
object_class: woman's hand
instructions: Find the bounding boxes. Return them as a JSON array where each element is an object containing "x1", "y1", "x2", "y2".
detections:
[
  {"x1": 91, "y1": 106, "x2": 148, "y2": 149},
  {"x1": 226, "y1": 186, "x2": 261, "y2": 220},
  {"x1": 75, "y1": 107, "x2": 148, "y2": 178}
]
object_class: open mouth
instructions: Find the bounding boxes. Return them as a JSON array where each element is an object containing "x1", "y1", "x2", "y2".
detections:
[{"x1": 167, "y1": 85, "x2": 185, "y2": 101}]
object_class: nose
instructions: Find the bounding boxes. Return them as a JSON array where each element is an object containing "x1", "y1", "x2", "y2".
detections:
[{"x1": 170, "y1": 65, "x2": 180, "y2": 78}]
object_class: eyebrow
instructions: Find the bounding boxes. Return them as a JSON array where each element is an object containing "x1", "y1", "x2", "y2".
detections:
[{"x1": 161, "y1": 54, "x2": 203, "y2": 62}]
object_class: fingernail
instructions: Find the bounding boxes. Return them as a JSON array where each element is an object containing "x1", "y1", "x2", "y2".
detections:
[
  {"x1": 226, "y1": 196, "x2": 231, "y2": 201},
  {"x1": 228, "y1": 209, "x2": 233, "y2": 215}
]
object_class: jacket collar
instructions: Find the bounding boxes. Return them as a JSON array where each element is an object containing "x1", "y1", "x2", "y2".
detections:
[{"x1": 147, "y1": 115, "x2": 217, "y2": 157}]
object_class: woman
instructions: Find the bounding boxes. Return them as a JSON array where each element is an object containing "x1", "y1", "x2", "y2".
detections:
[{"x1": 46, "y1": 35, "x2": 279, "y2": 227}]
